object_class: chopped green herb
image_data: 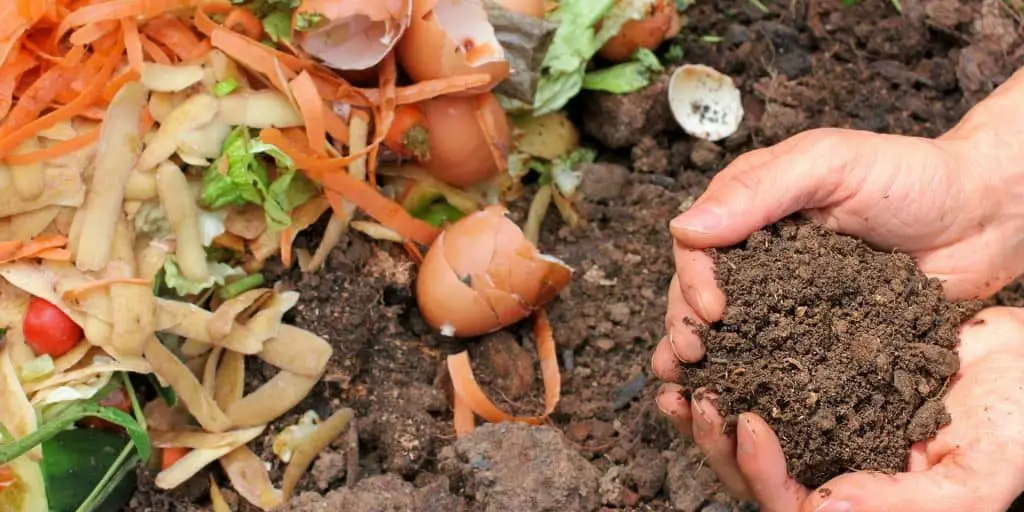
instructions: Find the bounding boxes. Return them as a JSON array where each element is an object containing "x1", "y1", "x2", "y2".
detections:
[
  {"x1": 214, "y1": 78, "x2": 239, "y2": 97},
  {"x1": 665, "y1": 43, "x2": 684, "y2": 62},
  {"x1": 414, "y1": 202, "x2": 466, "y2": 228},
  {"x1": 262, "y1": 10, "x2": 292, "y2": 42},
  {"x1": 700, "y1": 34, "x2": 723, "y2": 44}
]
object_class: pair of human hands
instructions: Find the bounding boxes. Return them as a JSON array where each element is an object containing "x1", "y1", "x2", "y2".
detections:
[{"x1": 653, "y1": 121, "x2": 1024, "y2": 512}]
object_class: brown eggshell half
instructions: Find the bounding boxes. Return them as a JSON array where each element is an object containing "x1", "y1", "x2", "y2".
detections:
[
  {"x1": 415, "y1": 205, "x2": 573, "y2": 337},
  {"x1": 598, "y1": 0, "x2": 676, "y2": 63},
  {"x1": 418, "y1": 93, "x2": 510, "y2": 188},
  {"x1": 397, "y1": 0, "x2": 510, "y2": 94},
  {"x1": 495, "y1": 0, "x2": 546, "y2": 18}
]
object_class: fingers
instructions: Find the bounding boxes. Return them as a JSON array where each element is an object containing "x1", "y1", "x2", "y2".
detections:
[
  {"x1": 665, "y1": 275, "x2": 706, "y2": 363},
  {"x1": 799, "y1": 459, "x2": 976, "y2": 512},
  {"x1": 956, "y1": 307, "x2": 1024, "y2": 365},
  {"x1": 673, "y1": 240, "x2": 726, "y2": 323},
  {"x1": 652, "y1": 335, "x2": 681, "y2": 382},
  {"x1": 691, "y1": 391, "x2": 752, "y2": 500},
  {"x1": 656, "y1": 383, "x2": 693, "y2": 438},
  {"x1": 735, "y1": 413, "x2": 810, "y2": 512},
  {"x1": 670, "y1": 129, "x2": 852, "y2": 249}
]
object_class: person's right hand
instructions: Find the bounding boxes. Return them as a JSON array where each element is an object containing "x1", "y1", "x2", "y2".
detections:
[{"x1": 652, "y1": 125, "x2": 1024, "y2": 373}]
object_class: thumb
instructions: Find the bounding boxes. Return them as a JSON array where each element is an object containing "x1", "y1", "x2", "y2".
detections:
[
  {"x1": 800, "y1": 461, "x2": 975, "y2": 512},
  {"x1": 670, "y1": 129, "x2": 852, "y2": 249}
]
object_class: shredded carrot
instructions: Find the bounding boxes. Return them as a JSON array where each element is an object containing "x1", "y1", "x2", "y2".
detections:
[
  {"x1": 138, "y1": 32, "x2": 170, "y2": 64},
  {"x1": 0, "y1": 64, "x2": 75, "y2": 137},
  {"x1": 4, "y1": 128, "x2": 98, "y2": 165},
  {"x1": 0, "y1": 37, "x2": 124, "y2": 157},
  {"x1": 161, "y1": 447, "x2": 190, "y2": 471},
  {"x1": 289, "y1": 71, "x2": 326, "y2": 157},
  {"x1": 122, "y1": 17, "x2": 143, "y2": 72},
  {"x1": 101, "y1": 69, "x2": 141, "y2": 102},
  {"x1": 141, "y1": 14, "x2": 207, "y2": 61},
  {"x1": 223, "y1": 8, "x2": 262, "y2": 40},
  {"x1": 402, "y1": 241, "x2": 423, "y2": 266},
  {"x1": 0, "y1": 240, "x2": 22, "y2": 260},
  {"x1": 34, "y1": 248, "x2": 72, "y2": 261},
  {"x1": 69, "y1": 20, "x2": 119, "y2": 46},
  {"x1": 369, "y1": 53, "x2": 398, "y2": 187},
  {"x1": 447, "y1": 309, "x2": 562, "y2": 430},
  {"x1": 0, "y1": 48, "x2": 38, "y2": 120},
  {"x1": 357, "y1": 74, "x2": 493, "y2": 105},
  {"x1": 280, "y1": 229, "x2": 294, "y2": 269},
  {"x1": 0, "y1": 234, "x2": 68, "y2": 264},
  {"x1": 61, "y1": 276, "x2": 152, "y2": 302},
  {"x1": 320, "y1": 170, "x2": 440, "y2": 247},
  {"x1": 211, "y1": 27, "x2": 294, "y2": 93}
]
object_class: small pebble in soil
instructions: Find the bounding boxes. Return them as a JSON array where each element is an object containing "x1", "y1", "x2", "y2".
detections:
[{"x1": 681, "y1": 218, "x2": 982, "y2": 488}]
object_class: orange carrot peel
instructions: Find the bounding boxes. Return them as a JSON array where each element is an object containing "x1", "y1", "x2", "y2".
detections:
[{"x1": 448, "y1": 309, "x2": 562, "y2": 437}]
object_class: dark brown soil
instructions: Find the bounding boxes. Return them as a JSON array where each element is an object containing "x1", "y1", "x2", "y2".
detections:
[
  {"x1": 680, "y1": 219, "x2": 983, "y2": 488},
  {"x1": 127, "y1": 0, "x2": 1024, "y2": 510}
]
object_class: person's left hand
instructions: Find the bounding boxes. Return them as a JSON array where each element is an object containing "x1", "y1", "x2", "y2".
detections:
[{"x1": 653, "y1": 306, "x2": 1024, "y2": 512}]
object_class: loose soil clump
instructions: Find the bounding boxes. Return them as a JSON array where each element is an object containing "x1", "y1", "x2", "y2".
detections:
[{"x1": 681, "y1": 219, "x2": 983, "y2": 488}]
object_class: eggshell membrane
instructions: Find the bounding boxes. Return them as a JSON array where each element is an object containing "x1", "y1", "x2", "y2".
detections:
[
  {"x1": 668, "y1": 64, "x2": 744, "y2": 141},
  {"x1": 598, "y1": 0, "x2": 677, "y2": 63},
  {"x1": 397, "y1": 0, "x2": 510, "y2": 93},
  {"x1": 415, "y1": 205, "x2": 573, "y2": 337},
  {"x1": 418, "y1": 93, "x2": 510, "y2": 188},
  {"x1": 495, "y1": 0, "x2": 546, "y2": 18},
  {"x1": 297, "y1": 0, "x2": 412, "y2": 71}
]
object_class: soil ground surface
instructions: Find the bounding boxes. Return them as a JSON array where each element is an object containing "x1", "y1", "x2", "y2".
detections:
[
  {"x1": 127, "y1": 0, "x2": 1024, "y2": 510},
  {"x1": 681, "y1": 220, "x2": 981, "y2": 488}
]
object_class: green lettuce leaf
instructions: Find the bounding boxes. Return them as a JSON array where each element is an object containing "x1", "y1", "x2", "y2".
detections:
[
  {"x1": 202, "y1": 127, "x2": 320, "y2": 232},
  {"x1": 582, "y1": 48, "x2": 663, "y2": 94},
  {"x1": 162, "y1": 257, "x2": 245, "y2": 296},
  {"x1": 533, "y1": 0, "x2": 653, "y2": 115}
]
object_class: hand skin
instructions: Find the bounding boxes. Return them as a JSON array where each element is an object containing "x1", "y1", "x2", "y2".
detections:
[
  {"x1": 656, "y1": 307, "x2": 1024, "y2": 512},
  {"x1": 652, "y1": 66, "x2": 1024, "y2": 512}
]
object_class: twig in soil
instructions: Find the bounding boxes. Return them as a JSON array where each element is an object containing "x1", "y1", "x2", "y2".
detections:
[{"x1": 346, "y1": 420, "x2": 360, "y2": 488}]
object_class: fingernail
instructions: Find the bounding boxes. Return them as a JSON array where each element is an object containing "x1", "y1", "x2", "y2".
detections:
[
  {"x1": 814, "y1": 500, "x2": 852, "y2": 512},
  {"x1": 693, "y1": 399, "x2": 712, "y2": 425},
  {"x1": 672, "y1": 205, "x2": 726, "y2": 235},
  {"x1": 738, "y1": 417, "x2": 755, "y2": 454}
]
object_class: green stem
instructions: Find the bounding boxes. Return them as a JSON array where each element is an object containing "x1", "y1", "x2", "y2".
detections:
[
  {"x1": 121, "y1": 373, "x2": 146, "y2": 432},
  {"x1": 0, "y1": 402, "x2": 150, "y2": 465},
  {"x1": 218, "y1": 273, "x2": 265, "y2": 300},
  {"x1": 75, "y1": 444, "x2": 138, "y2": 512}
]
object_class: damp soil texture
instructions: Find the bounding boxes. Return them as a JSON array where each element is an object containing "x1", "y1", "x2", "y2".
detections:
[
  {"x1": 126, "y1": 0, "x2": 1024, "y2": 510},
  {"x1": 682, "y1": 220, "x2": 983, "y2": 488}
]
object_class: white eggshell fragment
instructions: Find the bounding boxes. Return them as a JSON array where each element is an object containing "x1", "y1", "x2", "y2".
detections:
[{"x1": 668, "y1": 64, "x2": 744, "y2": 142}]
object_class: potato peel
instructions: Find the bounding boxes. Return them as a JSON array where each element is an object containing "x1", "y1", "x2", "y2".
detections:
[{"x1": 447, "y1": 308, "x2": 560, "y2": 433}]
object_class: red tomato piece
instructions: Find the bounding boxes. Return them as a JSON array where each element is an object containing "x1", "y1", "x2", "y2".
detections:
[{"x1": 22, "y1": 297, "x2": 82, "y2": 357}]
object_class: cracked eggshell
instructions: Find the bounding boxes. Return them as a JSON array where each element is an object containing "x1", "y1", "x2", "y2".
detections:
[
  {"x1": 418, "y1": 92, "x2": 511, "y2": 188},
  {"x1": 415, "y1": 205, "x2": 572, "y2": 337},
  {"x1": 296, "y1": 0, "x2": 412, "y2": 71},
  {"x1": 598, "y1": 0, "x2": 680, "y2": 63},
  {"x1": 668, "y1": 64, "x2": 744, "y2": 142},
  {"x1": 397, "y1": 0, "x2": 511, "y2": 94},
  {"x1": 495, "y1": 0, "x2": 546, "y2": 18}
]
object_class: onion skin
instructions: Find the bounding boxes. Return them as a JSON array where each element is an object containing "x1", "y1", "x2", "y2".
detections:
[
  {"x1": 598, "y1": 0, "x2": 679, "y2": 63},
  {"x1": 416, "y1": 205, "x2": 572, "y2": 337},
  {"x1": 418, "y1": 93, "x2": 510, "y2": 188}
]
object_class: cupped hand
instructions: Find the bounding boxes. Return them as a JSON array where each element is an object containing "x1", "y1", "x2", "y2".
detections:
[
  {"x1": 656, "y1": 306, "x2": 1024, "y2": 512},
  {"x1": 654, "y1": 126, "x2": 1024, "y2": 370}
]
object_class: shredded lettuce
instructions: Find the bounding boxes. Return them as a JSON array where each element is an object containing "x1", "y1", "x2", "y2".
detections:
[
  {"x1": 162, "y1": 257, "x2": 245, "y2": 296},
  {"x1": 201, "y1": 127, "x2": 320, "y2": 232},
  {"x1": 582, "y1": 48, "x2": 664, "y2": 94},
  {"x1": 230, "y1": 0, "x2": 299, "y2": 42},
  {"x1": 533, "y1": 0, "x2": 654, "y2": 115}
]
